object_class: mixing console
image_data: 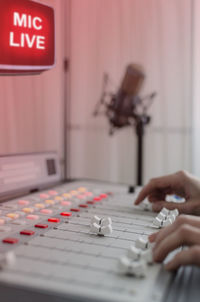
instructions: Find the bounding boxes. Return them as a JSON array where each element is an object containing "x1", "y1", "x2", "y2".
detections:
[{"x1": 0, "y1": 181, "x2": 171, "y2": 302}]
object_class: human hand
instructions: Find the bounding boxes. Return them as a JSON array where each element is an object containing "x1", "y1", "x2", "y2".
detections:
[
  {"x1": 134, "y1": 171, "x2": 200, "y2": 214},
  {"x1": 149, "y1": 215, "x2": 200, "y2": 270}
]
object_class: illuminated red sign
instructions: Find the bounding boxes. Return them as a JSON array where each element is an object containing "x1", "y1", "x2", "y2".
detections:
[{"x1": 0, "y1": 0, "x2": 55, "y2": 74}]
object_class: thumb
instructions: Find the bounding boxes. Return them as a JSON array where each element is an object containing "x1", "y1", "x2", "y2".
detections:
[{"x1": 152, "y1": 201, "x2": 192, "y2": 214}]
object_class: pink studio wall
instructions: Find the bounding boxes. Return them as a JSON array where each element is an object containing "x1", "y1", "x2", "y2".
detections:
[
  {"x1": 68, "y1": 0, "x2": 192, "y2": 185},
  {"x1": 0, "y1": 0, "x2": 65, "y2": 175},
  {"x1": 0, "y1": 0, "x2": 194, "y2": 185}
]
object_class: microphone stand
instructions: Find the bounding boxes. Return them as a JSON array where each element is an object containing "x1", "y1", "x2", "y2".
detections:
[{"x1": 135, "y1": 114, "x2": 151, "y2": 186}]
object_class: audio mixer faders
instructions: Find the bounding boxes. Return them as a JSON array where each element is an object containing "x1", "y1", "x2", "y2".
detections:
[{"x1": 0, "y1": 181, "x2": 171, "y2": 302}]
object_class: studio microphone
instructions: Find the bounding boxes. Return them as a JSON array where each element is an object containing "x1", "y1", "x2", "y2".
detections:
[
  {"x1": 107, "y1": 64, "x2": 145, "y2": 128},
  {"x1": 94, "y1": 63, "x2": 155, "y2": 184},
  {"x1": 119, "y1": 64, "x2": 145, "y2": 96}
]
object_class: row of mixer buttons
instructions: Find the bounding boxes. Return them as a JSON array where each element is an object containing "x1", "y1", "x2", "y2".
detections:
[
  {"x1": 2, "y1": 219, "x2": 56, "y2": 244},
  {"x1": 0, "y1": 189, "x2": 99, "y2": 225},
  {"x1": 1, "y1": 192, "x2": 110, "y2": 244},
  {"x1": 0, "y1": 197, "x2": 103, "y2": 226}
]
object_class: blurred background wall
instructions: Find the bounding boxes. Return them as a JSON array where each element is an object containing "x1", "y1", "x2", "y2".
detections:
[
  {"x1": 68, "y1": 0, "x2": 192, "y2": 185},
  {"x1": 0, "y1": 0, "x2": 198, "y2": 186}
]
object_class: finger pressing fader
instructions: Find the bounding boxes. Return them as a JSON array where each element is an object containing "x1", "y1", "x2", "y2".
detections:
[
  {"x1": 139, "y1": 198, "x2": 152, "y2": 211},
  {"x1": 153, "y1": 207, "x2": 179, "y2": 228}
]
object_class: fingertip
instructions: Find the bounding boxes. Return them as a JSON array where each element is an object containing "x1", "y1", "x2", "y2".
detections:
[
  {"x1": 152, "y1": 202, "x2": 164, "y2": 212},
  {"x1": 149, "y1": 233, "x2": 157, "y2": 242},
  {"x1": 134, "y1": 198, "x2": 142, "y2": 205},
  {"x1": 165, "y1": 261, "x2": 177, "y2": 271}
]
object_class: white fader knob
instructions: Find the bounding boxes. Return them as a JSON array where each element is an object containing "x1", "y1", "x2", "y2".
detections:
[
  {"x1": 90, "y1": 222, "x2": 100, "y2": 234},
  {"x1": 128, "y1": 246, "x2": 153, "y2": 265},
  {"x1": 157, "y1": 212, "x2": 167, "y2": 221},
  {"x1": 131, "y1": 260, "x2": 147, "y2": 277},
  {"x1": 100, "y1": 224, "x2": 112, "y2": 236},
  {"x1": 135, "y1": 237, "x2": 149, "y2": 250},
  {"x1": 118, "y1": 256, "x2": 146, "y2": 277},
  {"x1": 128, "y1": 246, "x2": 141, "y2": 261},
  {"x1": 170, "y1": 209, "x2": 179, "y2": 217},
  {"x1": 91, "y1": 215, "x2": 101, "y2": 225},
  {"x1": 0, "y1": 251, "x2": 16, "y2": 270},
  {"x1": 160, "y1": 208, "x2": 169, "y2": 216},
  {"x1": 139, "y1": 199, "x2": 152, "y2": 211},
  {"x1": 90, "y1": 222, "x2": 112, "y2": 236},
  {"x1": 101, "y1": 217, "x2": 112, "y2": 227},
  {"x1": 118, "y1": 256, "x2": 132, "y2": 274},
  {"x1": 168, "y1": 214, "x2": 176, "y2": 223},
  {"x1": 141, "y1": 249, "x2": 153, "y2": 264},
  {"x1": 153, "y1": 217, "x2": 162, "y2": 228},
  {"x1": 162, "y1": 217, "x2": 173, "y2": 227},
  {"x1": 90, "y1": 216, "x2": 112, "y2": 227}
]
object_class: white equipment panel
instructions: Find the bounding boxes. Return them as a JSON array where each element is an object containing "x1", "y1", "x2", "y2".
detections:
[
  {"x1": 0, "y1": 180, "x2": 171, "y2": 302},
  {"x1": 0, "y1": 152, "x2": 61, "y2": 199}
]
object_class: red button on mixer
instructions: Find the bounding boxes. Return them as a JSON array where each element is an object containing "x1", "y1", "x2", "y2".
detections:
[
  {"x1": 48, "y1": 218, "x2": 60, "y2": 223},
  {"x1": 20, "y1": 230, "x2": 35, "y2": 236},
  {"x1": 40, "y1": 209, "x2": 53, "y2": 215},
  {"x1": 93, "y1": 197, "x2": 101, "y2": 202},
  {"x1": 35, "y1": 224, "x2": 49, "y2": 229},
  {"x1": 79, "y1": 204, "x2": 88, "y2": 208},
  {"x1": 60, "y1": 212, "x2": 72, "y2": 217},
  {"x1": 100, "y1": 194, "x2": 108, "y2": 199},
  {"x1": 70, "y1": 208, "x2": 80, "y2": 212},
  {"x1": 77, "y1": 195, "x2": 85, "y2": 200},
  {"x1": 48, "y1": 190, "x2": 58, "y2": 196},
  {"x1": 40, "y1": 193, "x2": 49, "y2": 199},
  {"x1": 2, "y1": 237, "x2": 19, "y2": 244},
  {"x1": 85, "y1": 192, "x2": 93, "y2": 197},
  {"x1": 87, "y1": 201, "x2": 95, "y2": 205},
  {"x1": 61, "y1": 201, "x2": 71, "y2": 206},
  {"x1": 18, "y1": 200, "x2": 30, "y2": 206}
]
